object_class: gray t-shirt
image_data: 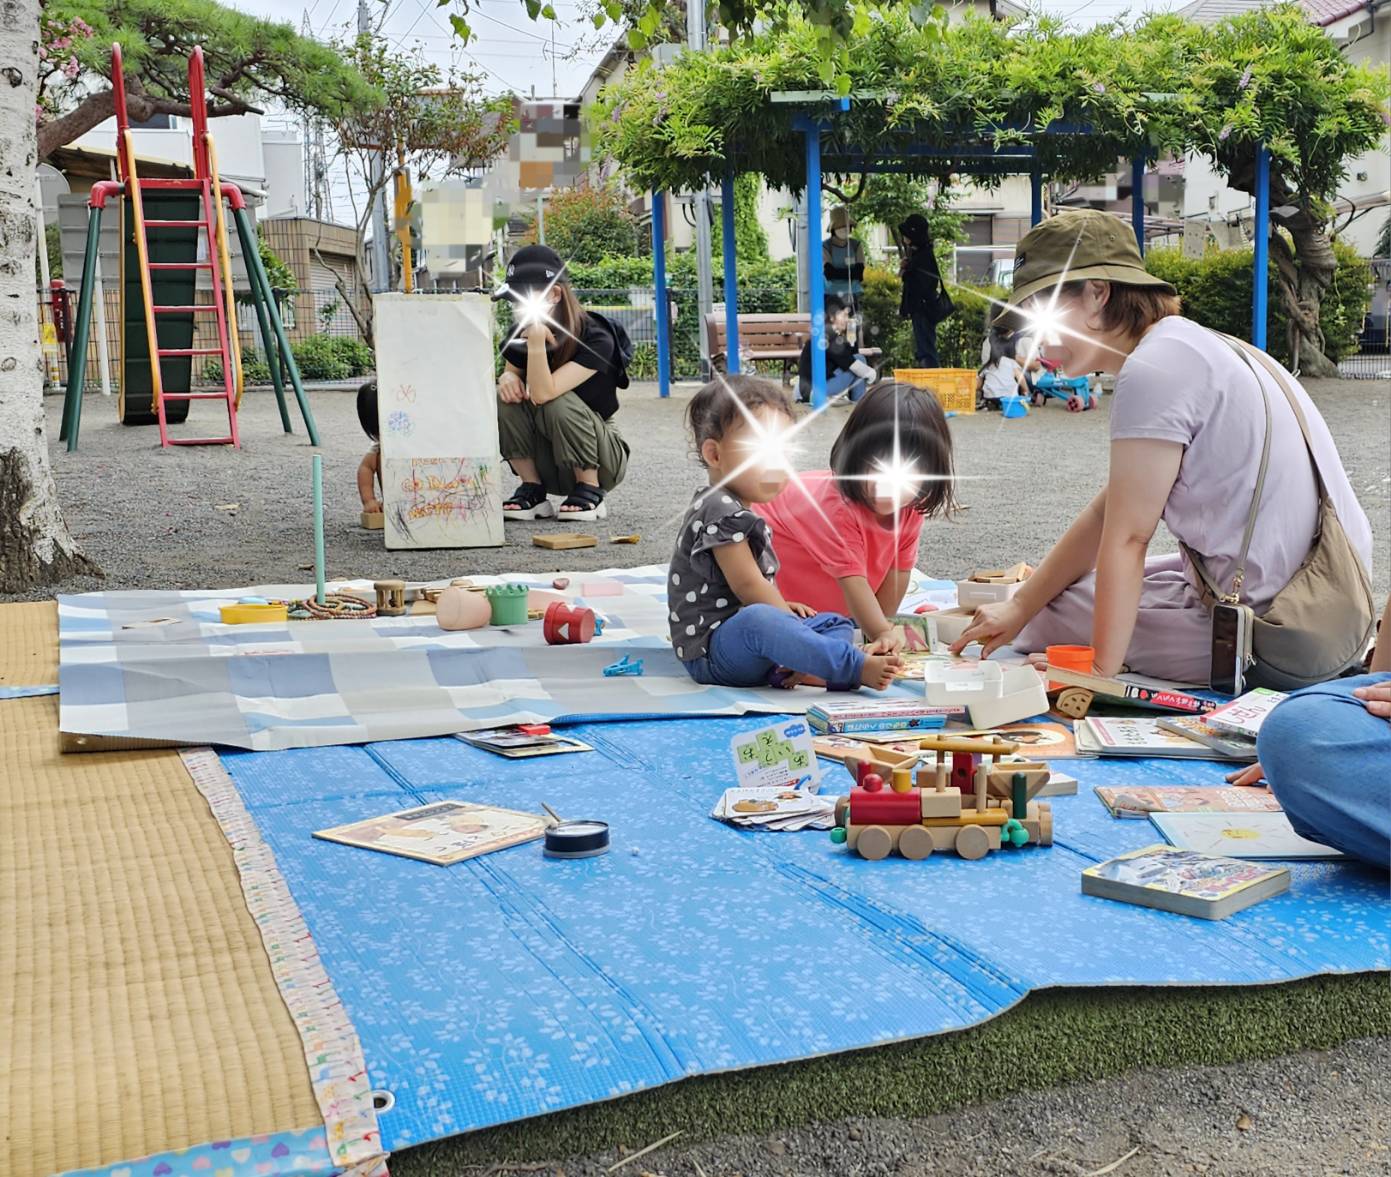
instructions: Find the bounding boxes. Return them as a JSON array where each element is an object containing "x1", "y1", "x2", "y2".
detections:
[
  {"x1": 669, "y1": 488, "x2": 780, "y2": 661},
  {"x1": 1109, "y1": 317, "x2": 1372, "y2": 607}
]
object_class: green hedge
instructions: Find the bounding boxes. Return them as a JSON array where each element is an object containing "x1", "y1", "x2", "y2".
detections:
[
  {"x1": 859, "y1": 267, "x2": 1004, "y2": 373},
  {"x1": 1145, "y1": 242, "x2": 1372, "y2": 365}
]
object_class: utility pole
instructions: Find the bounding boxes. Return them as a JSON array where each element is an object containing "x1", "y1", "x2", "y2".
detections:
[
  {"x1": 361, "y1": 0, "x2": 391, "y2": 293},
  {"x1": 687, "y1": 0, "x2": 715, "y2": 379}
]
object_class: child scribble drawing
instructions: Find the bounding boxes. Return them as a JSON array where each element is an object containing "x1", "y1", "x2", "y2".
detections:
[
  {"x1": 355, "y1": 380, "x2": 382, "y2": 513},
  {"x1": 669, "y1": 375, "x2": 903, "y2": 691}
]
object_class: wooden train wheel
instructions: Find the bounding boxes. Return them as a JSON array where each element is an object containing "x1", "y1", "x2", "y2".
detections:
[
  {"x1": 955, "y1": 825, "x2": 991, "y2": 861},
  {"x1": 857, "y1": 825, "x2": 893, "y2": 861},
  {"x1": 898, "y1": 825, "x2": 934, "y2": 861},
  {"x1": 1039, "y1": 802, "x2": 1053, "y2": 846}
]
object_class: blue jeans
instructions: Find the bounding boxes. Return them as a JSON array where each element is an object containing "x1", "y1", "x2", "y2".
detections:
[
  {"x1": 683, "y1": 604, "x2": 865, "y2": 690},
  {"x1": 1257, "y1": 673, "x2": 1390, "y2": 869},
  {"x1": 827, "y1": 356, "x2": 869, "y2": 402}
]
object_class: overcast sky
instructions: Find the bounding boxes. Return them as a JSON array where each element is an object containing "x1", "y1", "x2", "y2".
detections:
[{"x1": 226, "y1": 0, "x2": 1193, "y2": 219}]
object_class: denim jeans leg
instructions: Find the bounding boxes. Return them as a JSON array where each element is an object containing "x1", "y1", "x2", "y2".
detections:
[{"x1": 704, "y1": 604, "x2": 865, "y2": 688}]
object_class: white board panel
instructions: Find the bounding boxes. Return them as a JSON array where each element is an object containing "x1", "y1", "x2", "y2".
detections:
[{"x1": 374, "y1": 293, "x2": 505, "y2": 550}]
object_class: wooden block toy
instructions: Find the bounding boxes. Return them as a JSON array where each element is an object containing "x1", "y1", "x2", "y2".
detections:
[
  {"x1": 956, "y1": 563, "x2": 1031, "y2": 610},
  {"x1": 919, "y1": 786, "x2": 962, "y2": 818},
  {"x1": 543, "y1": 600, "x2": 596, "y2": 644},
  {"x1": 532, "y1": 533, "x2": 598, "y2": 550},
  {"x1": 374, "y1": 579, "x2": 407, "y2": 617},
  {"x1": 609, "y1": 534, "x2": 640, "y2": 544},
  {"x1": 219, "y1": 602, "x2": 288, "y2": 625},
  {"x1": 890, "y1": 767, "x2": 913, "y2": 793},
  {"x1": 1053, "y1": 686, "x2": 1094, "y2": 720},
  {"x1": 552, "y1": 577, "x2": 570, "y2": 590},
  {"x1": 360, "y1": 510, "x2": 384, "y2": 530},
  {"x1": 849, "y1": 784, "x2": 921, "y2": 826},
  {"x1": 485, "y1": 583, "x2": 530, "y2": 625},
  {"x1": 436, "y1": 586, "x2": 491, "y2": 631}
]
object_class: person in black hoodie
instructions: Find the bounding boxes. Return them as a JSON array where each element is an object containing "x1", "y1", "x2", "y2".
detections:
[{"x1": 898, "y1": 213, "x2": 948, "y2": 368}]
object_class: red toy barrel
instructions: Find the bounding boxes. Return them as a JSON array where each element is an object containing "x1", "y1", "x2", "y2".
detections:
[
  {"x1": 543, "y1": 600, "x2": 596, "y2": 645},
  {"x1": 849, "y1": 786, "x2": 921, "y2": 827}
]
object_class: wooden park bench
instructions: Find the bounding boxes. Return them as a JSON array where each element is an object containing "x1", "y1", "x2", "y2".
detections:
[{"x1": 704, "y1": 312, "x2": 881, "y2": 384}]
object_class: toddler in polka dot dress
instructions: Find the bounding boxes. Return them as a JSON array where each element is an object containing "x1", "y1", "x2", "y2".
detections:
[{"x1": 669, "y1": 375, "x2": 903, "y2": 691}]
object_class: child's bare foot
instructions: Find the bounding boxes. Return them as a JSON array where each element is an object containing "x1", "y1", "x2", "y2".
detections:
[
  {"x1": 861, "y1": 654, "x2": 904, "y2": 690},
  {"x1": 769, "y1": 667, "x2": 826, "y2": 689}
]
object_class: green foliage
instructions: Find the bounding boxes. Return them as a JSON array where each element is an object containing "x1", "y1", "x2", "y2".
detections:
[
  {"x1": 858, "y1": 266, "x2": 914, "y2": 369},
  {"x1": 594, "y1": 7, "x2": 1388, "y2": 216},
  {"x1": 205, "y1": 355, "x2": 271, "y2": 385},
  {"x1": 36, "y1": 224, "x2": 63, "y2": 282},
  {"x1": 1146, "y1": 242, "x2": 1373, "y2": 364},
  {"x1": 40, "y1": 0, "x2": 379, "y2": 150},
  {"x1": 525, "y1": 184, "x2": 639, "y2": 264},
  {"x1": 712, "y1": 174, "x2": 770, "y2": 265},
  {"x1": 291, "y1": 334, "x2": 351, "y2": 381},
  {"x1": 327, "y1": 336, "x2": 375, "y2": 377},
  {"x1": 937, "y1": 283, "x2": 1006, "y2": 370},
  {"x1": 258, "y1": 231, "x2": 296, "y2": 294}
]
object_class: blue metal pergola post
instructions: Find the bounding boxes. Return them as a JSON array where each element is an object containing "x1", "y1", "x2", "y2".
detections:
[
  {"x1": 651, "y1": 190, "x2": 671, "y2": 398},
  {"x1": 1252, "y1": 144, "x2": 1270, "y2": 351},
  {"x1": 1131, "y1": 154, "x2": 1146, "y2": 255},
  {"x1": 720, "y1": 169, "x2": 741, "y2": 375},
  {"x1": 804, "y1": 124, "x2": 827, "y2": 407},
  {"x1": 1030, "y1": 165, "x2": 1044, "y2": 227}
]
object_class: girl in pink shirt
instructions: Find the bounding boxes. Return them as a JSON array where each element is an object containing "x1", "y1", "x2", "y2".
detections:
[{"x1": 754, "y1": 382, "x2": 957, "y2": 652}]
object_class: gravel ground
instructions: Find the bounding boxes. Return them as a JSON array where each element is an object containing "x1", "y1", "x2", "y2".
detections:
[
  {"x1": 20, "y1": 375, "x2": 1389, "y2": 601},
  {"x1": 399, "y1": 1034, "x2": 1391, "y2": 1177},
  {"x1": 18, "y1": 379, "x2": 1391, "y2": 1175}
]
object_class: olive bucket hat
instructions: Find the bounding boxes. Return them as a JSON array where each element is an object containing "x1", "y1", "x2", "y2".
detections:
[{"x1": 997, "y1": 209, "x2": 1174, "y2": 325}]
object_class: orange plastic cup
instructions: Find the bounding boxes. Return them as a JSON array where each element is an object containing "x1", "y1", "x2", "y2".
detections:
[{"x1": 1046, "y1": 644, "x2": 1095, "y2": 691}]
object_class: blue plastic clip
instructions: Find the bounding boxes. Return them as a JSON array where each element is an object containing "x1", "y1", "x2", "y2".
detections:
[{"x1": 603, "y1": 654, "x2": 643, "y2": 677}]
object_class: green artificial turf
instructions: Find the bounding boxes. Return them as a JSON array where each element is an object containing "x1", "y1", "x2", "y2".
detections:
[{"x1": 392, "y1": 972, "x2": 1390, "y2": 1174}]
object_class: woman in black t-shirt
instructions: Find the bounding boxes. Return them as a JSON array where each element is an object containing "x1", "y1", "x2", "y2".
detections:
[{"x1": 495, "y1": 245, "x2": 630, "y2": 521}]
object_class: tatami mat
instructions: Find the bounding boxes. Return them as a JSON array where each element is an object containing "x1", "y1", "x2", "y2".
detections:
[
  {"x1": 0, "y1": 600, "x2": 59, "y2": 686},
  {"x1": 0, "y1": 694, "x2": 320, "y2": 1176}
]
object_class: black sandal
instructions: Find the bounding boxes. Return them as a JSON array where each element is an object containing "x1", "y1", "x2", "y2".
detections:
[
  {"x1": 557, "y1": 483, "x2": 607, "y2": 521},
  {"x1": 502, "y1": 482, "x2": 555, "y2": 520}
]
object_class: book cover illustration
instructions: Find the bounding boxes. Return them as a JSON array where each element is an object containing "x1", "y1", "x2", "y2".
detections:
[
  {"x1": 1150, "y1": 811, "x2": 1346, "y2": 860},
  {"x1": 955, "y1": 721, "x2": 1077, "y2": 759},
  {"x1": 1077, "y1": 717, "x2": 1215, "y2": 757},
  {"x1": 1084, "y1": 844, "x2": 1288, "y2": 902},
  {"x1": 731, "y1": 719, "x2": 820, "y2": 792},
  {"x1": 1094, "y1": 785, "x2": 1283, "y2": 819},
  {"x1": 1205, "y1": 688, "x2": 1288, "y2": 739},
  {"x1": 1155, "y1": 716, "x2": 1258, "y2": 761},
  {"x1": 314, "y1": 800, "x2": 547, "y2": 865},
  {"x1": 711, "y1": 787, "x2": 836, "y2": 831}
]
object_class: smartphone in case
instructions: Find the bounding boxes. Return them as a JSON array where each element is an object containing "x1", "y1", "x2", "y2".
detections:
[{"x1": 1210, "y1": 603, "x2": 1254, "y2": 696}]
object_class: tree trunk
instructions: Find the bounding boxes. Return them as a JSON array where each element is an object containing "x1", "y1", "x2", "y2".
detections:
[
  {"x1": 1269, "y1": 204, "x2": 1339, "y2": 378},
  {"x1": 0, "y1": 0, "x2": 99, "y2": 593}
]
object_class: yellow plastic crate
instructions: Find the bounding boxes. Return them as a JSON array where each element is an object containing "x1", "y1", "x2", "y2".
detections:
[{"x1": 893, "y1": 368, "x2": 977, "y2": 414}]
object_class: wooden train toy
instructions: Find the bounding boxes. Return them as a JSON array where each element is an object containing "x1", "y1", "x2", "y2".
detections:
[{"x1": 830, "y1": 735, "x2": 1053, "y2": 862}]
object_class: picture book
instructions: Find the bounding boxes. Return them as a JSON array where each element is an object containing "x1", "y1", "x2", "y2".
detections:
[
  {"x1": 1093, "y1": 785, "x2": 1283, "y2": 819},
  {"x1": 458, "y1": 726, "x2": 593, "y2": 758},
  {"x1": 1150, "y1": 811, "x2": 1346, "y2": 860},
  {"x1": 711, "y1": 787, "x2": 836, "y2": 832},
  {"x1": 730, "y1": 719, "x2": 820, "y2": 792},
  {"x1": 1081, "y1": 844, "x2": 1290, "y2": 919},
  {"x1": 812, "y1": 733, "x2": 922, "y2": 768},
  {"x1": 1156, "y1": 716, "x2": 1258, "y2": 761},
  {"x1": 807, "y1": 699, "x2": 963, "y2": 735},
  {"x1": 1205, "y1": 688, "x2": 1288, "y2": 739},
  {"x1": 1045, "y1": 665, "x2": 1217, "y2": 714},
  {"x1": 314, "y1": 800, "x2": 546, "y2": 865},
  {"x1": 1075, "y1": 717, "x2": 1220, "y2": 759}
]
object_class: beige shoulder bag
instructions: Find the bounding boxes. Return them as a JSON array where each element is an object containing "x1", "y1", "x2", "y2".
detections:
[{"x1": 1180, "y1": 334, "x2": 1375, "y2": 691}]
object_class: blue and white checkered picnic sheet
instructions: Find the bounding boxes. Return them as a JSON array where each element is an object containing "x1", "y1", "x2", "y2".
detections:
[{"x1": 58, "y1": 566, "x2": 957, "y2": 751}]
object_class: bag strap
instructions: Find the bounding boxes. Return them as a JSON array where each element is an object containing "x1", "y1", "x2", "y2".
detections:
[
  {"x1": 1236, "y1": 341, "x2": 1329, "y2": 498},
  {"x1": 1181, "y1": 333, "x2": 1274, "y2": 605}
]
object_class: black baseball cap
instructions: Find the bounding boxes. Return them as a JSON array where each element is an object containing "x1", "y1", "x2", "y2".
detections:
[{"x1": 493, "y1": 244, "x2": 565, "y2": 300}]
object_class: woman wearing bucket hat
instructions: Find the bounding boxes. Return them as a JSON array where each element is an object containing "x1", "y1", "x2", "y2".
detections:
[
  {"x1": 951, "y1": 209, "x2": 1372, "y2": 685},
  {"x1": 494, "y1": 244, "x2": 631, "y2": 522}
]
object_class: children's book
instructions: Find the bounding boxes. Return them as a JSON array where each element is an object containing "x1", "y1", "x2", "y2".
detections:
[
  {"x1": 711, "y1": 787, "x2": 836, "y2": 832},
  {"x1": 1094, "y1": 785, "x2": 1283, "y2": 819},
  {"x1": 1075, "y1": 717, "x2": 1221, "y2": 759},
  {"x1": 1045, "y1": 665, "x2": 1217, "y2": 714},
  {"x1": 807, "y1": 699, "x2": 963, "y2": 734},
  {"x1": 458, "y1": 726, "x2": 593, "y2": 758},
  {"x1": 314, "y1": 800, "x2": 547, "y2": 865},
  {"x1": 1204, "y1": 688, "x2": 1288, "y2": 739},
  {"x1": 730, "y1": 719, "x2": 820, "y2": 792},
  {"x1": 1150, "y1": 810, "x2": 1345, "y2": 860},
  {"x1": 1081, "y1": 844, "x2": 1290, "y2": 919},
  {"x1": 1155, "y1": 716, "x2": 1258, "y2": 761}
]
